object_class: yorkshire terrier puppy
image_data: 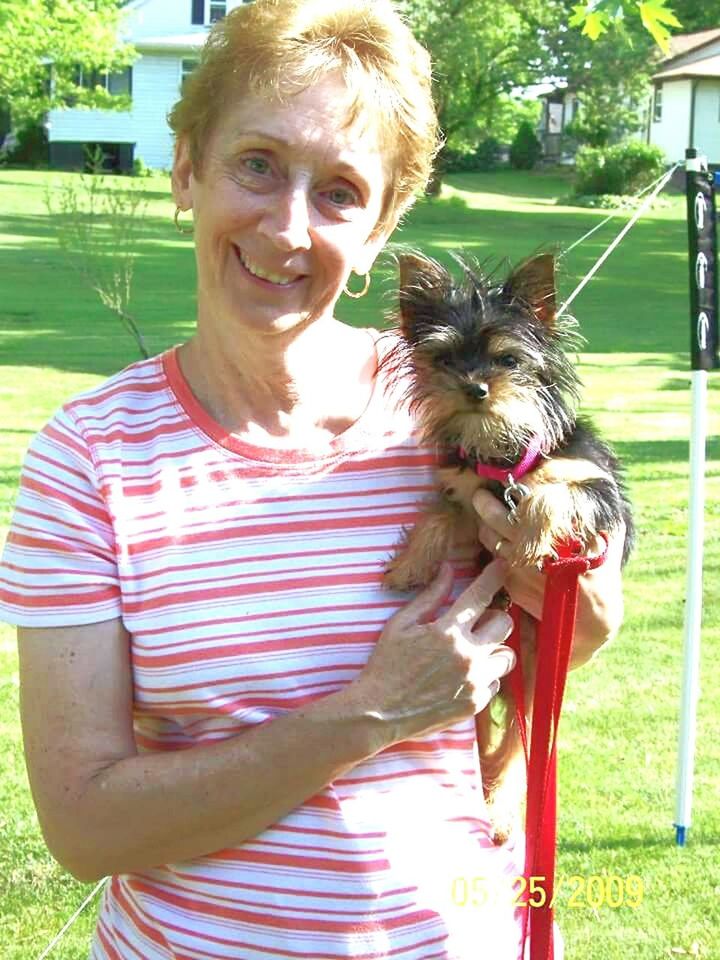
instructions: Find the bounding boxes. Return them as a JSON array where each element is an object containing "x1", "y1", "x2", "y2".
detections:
[
  {"x1": 380, "y1": 250, "x2": 634, "y2": 842},
  {"x1": 382, "y1": 250, "x2": 634, "y2": 592}
]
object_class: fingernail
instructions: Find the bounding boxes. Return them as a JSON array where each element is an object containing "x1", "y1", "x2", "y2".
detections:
[{"x1": 490, "y1": 679, "x2": 501, "y2": 697}]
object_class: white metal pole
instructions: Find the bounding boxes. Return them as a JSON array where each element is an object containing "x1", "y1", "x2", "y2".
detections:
[
  {"x1": 674, "y1": 368, "x2": 707, "y2": 845},
  {"x1": 674, "y1": 149, "x2": 716, "y2": 845}
]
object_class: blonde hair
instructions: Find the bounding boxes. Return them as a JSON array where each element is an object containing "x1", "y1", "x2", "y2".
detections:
[{"x1": 168, "y1": 0, "x2": 440, "y2": 232}]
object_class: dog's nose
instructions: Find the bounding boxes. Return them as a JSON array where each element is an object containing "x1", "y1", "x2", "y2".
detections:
[{"x1": 466, "y1": 381, "x2": 489, "y2": 401}]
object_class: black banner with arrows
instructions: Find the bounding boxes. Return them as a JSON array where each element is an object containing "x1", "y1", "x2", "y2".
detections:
[{"x1": 686, "y1": 152, "x2": 719, "y2": 371}]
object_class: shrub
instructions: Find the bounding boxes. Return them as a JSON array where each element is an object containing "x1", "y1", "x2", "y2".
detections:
[
  {"x1": 474, "y1": 137, "x2": 502, "y2": 171},
  {"x1": 510, "y1": 121, "x2": 541, "y2": 170},
  {"x1": 2, "y1": 121, "x2": 47, "y2": 166},
  {"x1": 574, "y1": 141, "x2": 666, "y2": 196},
  {"x1": 132, "y1": 156, "x2": 154, "y2": 178},
  {"x1": 441, "y1": 137, "x2": 503, "y2": 173}
]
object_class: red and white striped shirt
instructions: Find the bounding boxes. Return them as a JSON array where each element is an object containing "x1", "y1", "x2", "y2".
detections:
[{"x1": 1, "y1": 333, "x2": 528, "y2": 959}]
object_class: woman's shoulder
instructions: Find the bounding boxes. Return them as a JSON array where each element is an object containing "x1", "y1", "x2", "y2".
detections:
[
  {"x1": 29, "y1": 349, "x2": 176, "y2": 469},
  {"x1": 61, "y1": 350, "x2": 170, "y2": 423}
]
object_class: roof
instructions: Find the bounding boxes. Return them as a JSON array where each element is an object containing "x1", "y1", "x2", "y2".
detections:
[
  {"x1": 654, "y1": 53, "x2": 720, "y2": 81},
  {"x1": 651, "y1": 27, "x2": 720, "y2": 81},
  {"x1": 662, "y1": 28, "x2": 720, "y2": 62}
]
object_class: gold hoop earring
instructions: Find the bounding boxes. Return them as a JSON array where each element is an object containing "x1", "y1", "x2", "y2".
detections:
[
  {"x1": 174, "y1": 206, "x2": 193, "y2": 235},
  {"x1": 343, "y1": 272, "x2": 371, "y2": 299}
]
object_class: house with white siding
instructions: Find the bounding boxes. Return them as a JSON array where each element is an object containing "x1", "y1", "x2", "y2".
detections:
[
  {"x1": 648, "y1": 28, "x2": 720, "y2": 165},
  {"x1": 47, "y1": 0, "x2": 252, "y2": 172},
  {"x1": 535, "y1": 29, "x2": 720, "y2": 167}
]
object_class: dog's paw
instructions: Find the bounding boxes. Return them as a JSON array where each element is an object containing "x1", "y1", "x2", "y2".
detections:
[
  {"x1": 382, "y1": 556, "x2": 436, "y2": 592},
  {"x1": 505, "y1": 483, "x2": 588, "y2": 567}
]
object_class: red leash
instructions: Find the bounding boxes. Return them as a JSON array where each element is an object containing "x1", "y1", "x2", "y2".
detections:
[{"x1": 503, "y1": 535, "x2": 608, "y2": 960}]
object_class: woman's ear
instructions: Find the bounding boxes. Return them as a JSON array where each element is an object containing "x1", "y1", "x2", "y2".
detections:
[{"x1": 171, "y1": 136, "x2": 194, "y2": 211}]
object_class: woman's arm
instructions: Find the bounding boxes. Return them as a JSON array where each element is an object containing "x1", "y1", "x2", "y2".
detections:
[
  {"x1": 18, "y1": 562, "x2": 514, "y2": 883},
  {"x1": 471, "y1": 488, "x2": 626, "y2": 668}
]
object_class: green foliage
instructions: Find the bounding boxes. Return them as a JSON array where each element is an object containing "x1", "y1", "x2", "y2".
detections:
[
  {"x1": 574, "y1": 141, "x2": 667, "y2": 196},
  {"x1": 547, "y1": 9, "x2": 655, "y2": 149},
  {"x1": 0, "y1": 120, "x2": 47, "y2": 166},
  {"x1": 473, "y1": 137, "x2": 503, "y2": 172},
  {"x1": 569, "y1": 1, "x2": 682, "y2": 52},
  {"x1": 400, "y1": 0, "x2": 565, "y2": 150},
  {"x1": 0, "y1": 0, "x2": 134, "y2": 126},
  {"x1": 509, "y1": 121, "x2": 542, "y2": 170},
  {"x1": 442, "y1": 138, "x2": 502, "y2": 173},
  {"x1": 564, "y1": 192, "x2": 672, "y2": 209},
  {"x1": 132, "y1": 156, "x2": 154, "y2": 178}
]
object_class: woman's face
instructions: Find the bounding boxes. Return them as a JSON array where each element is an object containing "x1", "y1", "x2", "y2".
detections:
[{"x1": 172, "y1": 73, "x2": 395, "y2": 337}]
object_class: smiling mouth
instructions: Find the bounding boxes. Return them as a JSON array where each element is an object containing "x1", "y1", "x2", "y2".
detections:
[{"x1": 234, "y1": 246, "x2": 303, "y2": 287}]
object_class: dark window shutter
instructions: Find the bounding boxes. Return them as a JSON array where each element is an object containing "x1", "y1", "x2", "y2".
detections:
[{"x1": 192, "y1": 0, "x2": 204, "y2": 25}]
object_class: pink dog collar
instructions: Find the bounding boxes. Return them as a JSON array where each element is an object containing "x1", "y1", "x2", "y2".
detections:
[{"x1": 457, "y1": 435, "x2": 543, "y2": 483}]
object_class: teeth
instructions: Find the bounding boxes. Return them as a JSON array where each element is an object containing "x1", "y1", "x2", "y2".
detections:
[{"x1": 239, "y1": 250, "x2": 296, "y2": 286}]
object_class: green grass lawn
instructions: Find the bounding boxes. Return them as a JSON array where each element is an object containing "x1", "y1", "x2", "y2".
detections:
[{"x1": 0, "y1": 167, "x2": 718, "y2": 959}]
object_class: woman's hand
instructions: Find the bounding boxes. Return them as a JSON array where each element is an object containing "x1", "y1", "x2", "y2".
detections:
[
  {"x1": 351, "y1": 560, "x2": 516, "y2": 746},
  {"x1": 472, "y1": 488, "x2": 626, "y2": 669}
]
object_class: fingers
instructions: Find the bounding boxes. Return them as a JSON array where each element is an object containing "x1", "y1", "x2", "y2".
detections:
[
  {"x1": 437, "y1": 559, "x2": 508, "y2": 631},
  {"x1": 472, "y1": 489, "x2": 515, "y2": 543},
  {"x1": 395, "y1": 562, "x2": 454, "y2": 627}
]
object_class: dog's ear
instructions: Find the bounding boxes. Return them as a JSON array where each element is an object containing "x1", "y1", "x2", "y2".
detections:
[
  {"x1": 397, "y1": 252, "x2": 452, "y2": 342},
  {"x1": 502, "y1": 254, "x2": 557, "y2": 327}
]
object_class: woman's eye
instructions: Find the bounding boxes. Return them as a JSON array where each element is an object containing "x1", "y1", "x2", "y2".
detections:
[
  {"x1": 325, "y1": 186, "x2": 359, "y2": 207},
  {"x1": 243, "y1": 156, "x2": 271, "y2": 175},
  {"x1": 496, "y1": 354, "x2": 518, "y2": 368}
]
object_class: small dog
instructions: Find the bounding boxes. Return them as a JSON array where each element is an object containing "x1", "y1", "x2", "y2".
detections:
[{"x1": 380, "y1": 250, "x2": 634, "y2": 840}]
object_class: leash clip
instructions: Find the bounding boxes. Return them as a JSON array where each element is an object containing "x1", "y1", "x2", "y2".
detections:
[{"x1": 503, "y1": 472, "x2": 530, "y2": 523}]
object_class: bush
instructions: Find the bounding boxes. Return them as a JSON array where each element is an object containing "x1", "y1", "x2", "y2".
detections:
[
  {"x1": 574, "y1": 141, "x2": 666, "y2": 196},
  {"x1": 474, "y1": 137, "x2": 502, "y2": 172},
  {"x1": 510, "y1": 121, "x2": 541, "y2": 170},
  {"x1": 562, "y1": 193, "x2": 672, "y2": 210},
  {"x1": 132, "y1": 156, "x2": 154, "y2": 178},
  {"x1": 440, "y1": 137, "x2": 503, "y2": 173},
  {"x1": 2, "y1": 121, "x2": 47, "y2": 166}
]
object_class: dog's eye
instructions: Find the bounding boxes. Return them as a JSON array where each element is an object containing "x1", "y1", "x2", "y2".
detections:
[
  {"x1": 437, "y1": 356, "x2": 454, "y2": 369},
  {"x1": 496, "y1": 355, "x2": 518, "y2": 369}
]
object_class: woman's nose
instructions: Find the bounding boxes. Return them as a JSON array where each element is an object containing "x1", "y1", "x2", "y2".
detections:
[{"x1": 259, "y1": 185, "x2": 312, "y2": 252}]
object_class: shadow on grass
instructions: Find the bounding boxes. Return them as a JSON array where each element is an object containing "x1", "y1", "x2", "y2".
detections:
[
  {"x1": 614, "y1": 439, "x2": 690, "y2": 463},
  {"x1": 561, "y1": 830, "x2": 688, "y2": 854},
  {"x1": 1, "y1": 185, "x2": 692, "y2": 377}
]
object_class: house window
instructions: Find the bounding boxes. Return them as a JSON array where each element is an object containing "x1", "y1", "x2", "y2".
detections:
[
  {"x1": 653, "y1": 85, "x2": 663, "y2": 122},
  {"x1": 207, "y1": 0, "x2": 226, "y2": 22},
  {"x1": 181, "y1": 59, "x2": 199, "y2": 93},
  {"x1": 69, "y1": 65, "x2": 132, "y2": 100},
  {"x1": 107, "y1": 67, "x2": 132, "y2": 97}
]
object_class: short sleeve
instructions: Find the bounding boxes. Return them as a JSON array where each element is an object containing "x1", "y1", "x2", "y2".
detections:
[{"x1": 0, "y1": 407, "x2": 122, "y2": 627}]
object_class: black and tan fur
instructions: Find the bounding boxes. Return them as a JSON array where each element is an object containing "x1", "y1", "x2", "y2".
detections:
[{"x1": 380, "y1": 250, "x2": 634, "y2": 841}]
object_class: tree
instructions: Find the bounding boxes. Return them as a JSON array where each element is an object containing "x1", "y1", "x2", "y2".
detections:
[
  {"x1": 547, "y1": 6, "x2": 656, "y2": 148},
  {"x1": 557, "y1": 0, "x2": 718, "y2": 148},
  {"x1": 670, "y1": 0, "x2": 720, "y2": 32},
  {"x1": 0, "y1": 0, "x2": 134, "y2": 127},
  {"x1": 400, "y1": 1, "x2": 567, "y2": 161},
  {"x1": 567, "y1": 1, "x2": 710, "y2": 53}
]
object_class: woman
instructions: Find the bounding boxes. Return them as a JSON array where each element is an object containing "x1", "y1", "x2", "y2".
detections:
[{"x1": 0, "y1": 1, "x2": 625, "y2": 957}]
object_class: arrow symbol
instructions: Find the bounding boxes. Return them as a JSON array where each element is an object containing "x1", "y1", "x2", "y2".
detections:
[
  {"x1": 696, "y1": 252, "x2": 708, "y2": 289},
  {"x1": 698, "y1": 312, "x2": 710, "y2": 351},
  {"x1": 695, "y1": 193, "x2": 706, "y2": 229}
]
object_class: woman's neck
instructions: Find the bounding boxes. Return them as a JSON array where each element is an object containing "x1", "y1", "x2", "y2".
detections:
[{"x1": 176, "y1": 318, "x2": 378, "y2": 448}]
